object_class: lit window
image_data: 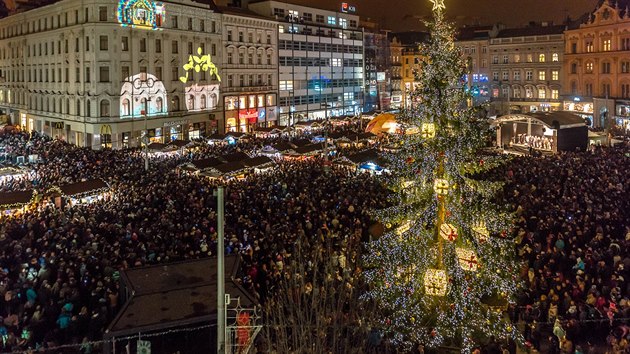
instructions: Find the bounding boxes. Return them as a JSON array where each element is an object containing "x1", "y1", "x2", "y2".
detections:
[
  {"x1": 538, "y1": 89, "x2": 546, "y2": 99},
  {"x1": 603, "y1": 39, "x2": 611, "y2": 51},
  {"x1": 339, "y1": 18, "x2": 347, "y2": 28},
  {"x1": 551, "y1": 89, "x2": 559, "y2": 99},
  {"x1": 552, "y1": 53, "x2": 559, "y2": 62},
  {"x1": 278, "y1": 25, "x2": 284, "y2": 33},
  {"x1": 331, "y1": 58, "x2": 342, "y2": 67},
  {"x1": 552, "y1": 70, "x2": 559, "y2": 80},
  {"x1": 279, "y1": 80, "x2": 293, "y2": 90},
  {"x1": 538, "y1": 71, "x2": 546, "y2": 81},
  {"x1": 327, "y1": 16, "x2": 336, "y2": 25},
  {"x1": 539, "y1": 53, "x2": 545, "y2": 62}
]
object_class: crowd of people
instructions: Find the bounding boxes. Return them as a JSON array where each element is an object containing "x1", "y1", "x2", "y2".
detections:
[
  {"x1": 498, "y1": 145, "x2": 630, "y2": 353},
  {"x1": 0, "y1": 123, "x2": 387, "y2": 352},
  {"x1": 1, "y1": 124, "x2": 629, "y2": 353}
]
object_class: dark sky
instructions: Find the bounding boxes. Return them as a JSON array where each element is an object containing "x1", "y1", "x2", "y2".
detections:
[{"x1": 246, "y1": 0, "x2": 599, "y2": 31}]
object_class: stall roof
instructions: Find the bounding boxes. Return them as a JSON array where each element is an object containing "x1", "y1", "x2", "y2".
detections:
[
  {"x1": 191, "y1": 157, "x2": 224, "y2": 170},
  {"x1": 221, "y1": 151, "x2": 250, "y2": 163},
  {"x1": 106, "y1": 256, "x2": 254, "y2": 337},
  {"x1": 147, "y1": 142, "x2": 167, "y2": 151},
  {"x1": 167, "y1": 140, "x2": 190, "y2": 148},
  {"x1": 253, "y1": 127, "x2": 282, "y2": 133},
  {"x1": 291, "y1": 139, "x2": 311, "y2": 148},
  {"x1": 0, "y1": 190, "x2": 33, "y2": 207},
  {"x1": 242, "y1": 156, "x2": 275, "y2": 168},
  {"x1": 225, "y1": 132, "x2": 248, "y2": 138},
  {"x1": 272, "y1": 142, "x2": 296, "y2": 152},
  {"x1": 207, "y1": 133, "x2": 227, "y2": 141},
  {"x1": 59, "y1": 179, "x2": 108, "y2": 197},
  {"x1": 293, "y1": 144, "x2": 324, "y2": 155},
  {"x1": 346, "y1": 149, "x2": 382, "y2": 164},
  {"x1": 494, "y1": 111, "x2": 587, "y2": 129},
  {"x1": 213, "y1": 161, "x2": 246, "y2": 174}
]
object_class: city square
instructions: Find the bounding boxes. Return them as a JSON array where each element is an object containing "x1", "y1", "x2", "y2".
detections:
[{"x1": 0, "y1": 0, "x2": 628, "y2": 353}]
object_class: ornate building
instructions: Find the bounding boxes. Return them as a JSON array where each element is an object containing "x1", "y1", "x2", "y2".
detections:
[
  {"x1": 488, "y1": 24, "x2": 565, "y2": 115},
  {"x1": 563, "y1": 0, "x2": 630, "y2": 128},
  {"x1": 0, "y1": 0, "x2": 223, "y2": 148},
  {"x1": 455, "y1": 26, "x2": 492, "y2": 105}
]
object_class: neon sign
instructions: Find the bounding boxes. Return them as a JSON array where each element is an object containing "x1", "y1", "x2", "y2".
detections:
[
  {"x1": 180, "y1": 47, "x2": 221, "y2": 84},
  {"x1": 118, "y1": 0, "x2": 165, "y2": 30},
  {"x1": 341, "y1": 3, "x2": 356, "y2": 13}
]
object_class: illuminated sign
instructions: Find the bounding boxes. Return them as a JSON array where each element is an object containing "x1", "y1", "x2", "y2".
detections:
[
  {"x1": 180, "y1": 47, "x2": 221, "y2": 84},
  {"x1": 341, "y1": 2, "x2": 356, "y2": 13},
  {"x1": 377, "y1": 72, "x2": 386, "y2": 82},
  {"x1": 120, "y1": 73, "x2": 168, "y2": 118},
  {"x1": 118, "y1": 0, "x2": 165, "y2": 30}
]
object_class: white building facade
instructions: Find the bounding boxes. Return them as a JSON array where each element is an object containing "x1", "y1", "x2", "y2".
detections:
[
  {"x1": 0, "y1": 0, "x2": 223, "y2": 149},
  {"x1": 220, "y1": 7, "x2": 278, "y2": 133},
  {"x1": 247, "y1": 1, "x2": 364, "y2": 126}
]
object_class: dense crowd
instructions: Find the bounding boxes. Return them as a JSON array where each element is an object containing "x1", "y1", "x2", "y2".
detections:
[
  {"x1": 500, "y1": 145, "x2": 630, "y2": 353},
  {"x1": 0, "y1": 124, "x2": 386, "y2": 352},
  {"x1": 1, "y1": 125, "x2": 629, "y2": 353}
]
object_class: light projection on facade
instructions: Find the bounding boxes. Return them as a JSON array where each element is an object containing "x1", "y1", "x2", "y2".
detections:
[
  {"x1": 120, "y1": 74, "x2": 168, "y2": 118},
  {"x1": 184, "y1": 84, "x2": 220, "y2": 112},
  {"x1": 180, "y1": 47, "x2": 221, "y2": 83},
  {"x1": 117, "y1": 0, "x2": 165, "y2": 30}
]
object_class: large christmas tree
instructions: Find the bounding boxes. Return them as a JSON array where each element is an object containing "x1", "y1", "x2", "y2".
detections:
[{"x1": 363, "y1": 0, "x2": 521, "y2": 351}]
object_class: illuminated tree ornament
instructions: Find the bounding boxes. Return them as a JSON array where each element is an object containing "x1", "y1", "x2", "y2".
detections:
[
  {"x1": 433, "y1": 178, "x2": 449, "y2": 196},
  {"x1": 471, "y1": 220, "x2": 489, "y2": 243},
  {"x1": 439, "y1": 223, "x2": 458, "y2": 242},
  {"x1": 429, "y1": 0, "x2": 446, "y2": 13},
  {"x1": 424, "y1": 269, "x2": 448, "y2": 296},
  {"x1": 456, "y1": 247, "x2": 479, "y2": 272},
  {"x1": 396, "y1": 220, "x2": 412, "y2": 236},
  {"x1": 421, "y1": 123, "x2": 436, "y2": 138}
]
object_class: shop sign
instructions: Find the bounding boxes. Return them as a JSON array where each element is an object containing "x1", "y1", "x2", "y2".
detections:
[
  {"x1": 164, "y1": 119, "x2": 189, "y2": 127},
  {"x1": 341, "y1": 3, "x2": 356, "y2": 13}
]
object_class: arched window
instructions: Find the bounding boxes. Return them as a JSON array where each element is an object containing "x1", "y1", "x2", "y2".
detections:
[
  {"x1": 525, "y1": 87, "x2": 533, "y2": 98},
  {"x1": 140, "y1": 98, "x2": 148, "y2": 115},
  {"x1": 86, "y1": 99, "x2": 91, "y2": 117},
  {"x1": 210, "y1": 93, "x2": 217, "y2": 109},
  {"x1": 66, "y1": 99, "x2": 70, "y2": 114},
  {"x1": 156, "y1": 97, "x2": 163, "y2": 113},
  {"x1": 122, "y1": 98, "x2": 130, "y2": 116},
  {"x1": 552, "y1": 53, "x2": 558, "y2": 62},
  {"x1": 188, "y1": 94, "x2": 195, "y2": 110},
  {"x1": 585, "y1": 61, "x2": 594, "y2": 73},
  {"x1": 571, "y1": 81, "x2": 577, "y2": 94},
  {"x1": 100, "y1": 100, "x2": 110, "y2": 117},
  {"x1": 200, "y1": 94, "x2": 207, "y2": 109},
  {"x1": 172, "y1": 96, "x2": 180, "y2": 111},
  {"x1": 538, "y1": 53, "x2": 545, "y2": 62}
]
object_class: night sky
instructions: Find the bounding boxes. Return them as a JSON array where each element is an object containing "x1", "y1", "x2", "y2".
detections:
[{"x1": 235, "y1": 0, "x2": 599, "y2": 31}]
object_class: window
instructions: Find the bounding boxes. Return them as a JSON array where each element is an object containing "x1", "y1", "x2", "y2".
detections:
[
  {"x1": 538, "y1": 71, "x2": 545, "y2": 81},
  {"x1": 100, "y1": 100, "x2": 110, "y2": 117},
  {"x1": 227, "y1": 52, "x2": 233, "y2": 64},
  {"x1": 622, "y1": 38, "x2": 630, "y2": 51},
  {"x1": 227, "y1": 75, "x2": 233, "y2": 87},
  {"x1": 227, "y1": 30, "x2": 232, "y2": 41},
  {"x1": 172, "y1": 40, "x2": 178, "y2": 54},
  {"x1": 571, "y1": 42, "x2": 577, "y2": 54},
  {"x1": 154, "y1": 39, "x2": 161, "y2": 53},
  {"x1": 482, "y1": 46, "x2": 487, "y2": 53},
  {"x1": 502, "y1": 71, "x2": 509, "y2": 80},
  {"x1": 602, "y1": 83, "x2": 611, "y2": 96},
  {"x1": 85, "y1": 67, "x2": 90, "y2": 82},
  {"x1": 586, "y1": 62, "x2": 593, "y2": 73},
  {"x1": 513, "y1": 71, "x2": 520, "y2": 80},
  {"x1": 99, "y1": 66, "x2": 109, "y2": 82},
  {"x1": 602, "y1": 39, "x2": 611, "y2": 51},
  {"x1": 316, "y1": 14, "x2": 324, "y2": 23},
  {"x1": 571, "y1": 62, "x2": 578, "y2": 74},
  {"x1": 267, "y1": 34, "x2": 271, "y2": 44},
  {"x1": 248, "y1": 53, "x2": 253, "y2": 64},
  {"x1": 239, "y1": 32, "x2": 244, "y2": 42},
  {"x1": 122, "y1": 66, "x2": 129, "y2": 81},
  {"x1": 526, "y1": 71, "x2": 533, "y2": 80},
  {"x1": 303, "y1": 12, "x2": 312, "y2": 22},
  {"x1": 339, "y1": 18, "x2": 347, "y2": 28},
  {"x1": 200, "y1": 20, "x2": 205, "y2": 32},
  {"x1": 156, "y1": 67, "x2": 162, "y2": 80},
  {"x1": 538, "y1": 89, "x2": 546, "y2": 99},
  {"x1": 327, "y1": 16, "x2": 336, "y2": 25},
  {"x1": 525, "y1": 87, "x2": 533, "y2": 98},
  {"x1": 172, "y1": 15, "x2": 178, "y2": 29},
  {"x1": 621, "y1": 61, "x2": 630, "y2": 73},
  {"x1": 188, "y1": 17, "x2": 193, "y2": 30},
  {"x1": 602, "y1": 62, "x2": 611, "y2": 74},
  {"x1": 538, "y1": 53, "x2": 545, "y2": 62},
  {"x1": 97, "y1": 35, "x2": 107, "y2": 50},
  {"x1": 586, "y1": 83, "x2": 593, "y2": 96},
  {"x1": 171, "y1": 66, "x2": 178, "y2": 81},
  {"x1": 279, "y1": 80, "x2": 293, "y2": 90},
  {"x1": 621, "y1": 83, "x2": 630, "y2": 98},
  {"x1": 514, "y1": 54, "x2": 520, "y2": 63},
  {"x1": 273, "y1": 8, "x2": 285, "y2": 17},
  {"x1": 140, "y1": 38, "x2": 146, "y2": 52},
  {"x1": 552, "y1": 70, "x2": 559, "y2": 80},
  {"x1": 526, "y1": 54, "x2": 533, "y2": 63},
  {"x1": 239, "y1": 52, "x2": 244, "y2": 64},
  {"x1": 585, "y1": 41, "x2": 593, "y2": 52},
  {"x1": 481, "y1": 59, "x2": 487, "y2": 68},
  {"x1": 492, "y1": 71, "x2": 499, "y2": 81},
  {"x1": 99, "y1": 6, "x2": 107, "y2": 21},
  {"x1": 551, "y1": 89, "x2": 559, "y2": 99},
  {"x1": 331, "y1": 58, "x2": 342, "y2": 67},
  {"x1": 188, "y1": 42, "x2": 193, "y2": 54},
  {"x1": 172, "y1": 96, "x2": 180, "y2": 111},
  {"x1": 492, "y1": 55, "x2": 498, "y2": 64},
  {"x1": 121, "y1": 36, "x2": 129, "y2": 51},
  {"x1": 552, "y1": 53, "x2": 558, "y2": 62},
  {"x1": 211, "y1": 44, "x2": 216, "y2": 56},
  {"x1": 75, "y1": 67, "x2": 80, "y2": 83},
  {"x1": 85, "y1": 36, "x2": 90, "y2": 51},
  {"x1": 502, "y1": 55, "x2": 508, "y2": 64}
]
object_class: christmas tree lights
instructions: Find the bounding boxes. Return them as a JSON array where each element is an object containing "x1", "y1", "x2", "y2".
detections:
[{"x1": 363, "y1": 0, "x2": 521, "y2": 351}]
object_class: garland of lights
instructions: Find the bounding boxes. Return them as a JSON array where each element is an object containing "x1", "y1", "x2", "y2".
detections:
[{"x1": 362, "y1": 1, "x2": 522, "y2": 352}]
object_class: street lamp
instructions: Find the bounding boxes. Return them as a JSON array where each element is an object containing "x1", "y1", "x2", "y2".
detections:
[{"x1": 131, "y1": 76, "x2": 158, "y2": 170}]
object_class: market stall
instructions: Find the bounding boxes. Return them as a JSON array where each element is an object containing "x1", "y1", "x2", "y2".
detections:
[{"x1": 0, "y1": 190, "x2": 34, "y2": 217}]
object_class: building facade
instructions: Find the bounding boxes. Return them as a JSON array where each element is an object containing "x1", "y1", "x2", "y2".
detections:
[
  {"x1": 361, "y1": 19, "x2": 390, "y2": 112},
  {"x1": 388, "y1": 36, "x2": 403, "y2": 110},
  {"x1": 0, "y1": 0, "x2": 225, "y2": 149},
  {"x1": 456, "y1": 26, "x2": 492, "y2": 105},
  {"x1": 219, "y1": 7, "x2": 278, "y2": 133},
  {"x1": 563, "y1": 0, "x2": 630, "y2": 129},
  {"x1": 247, "y1": 1, "x2": 364, "y2": 126},
  {"x1": 488, "y1": 24, "x2": 565, "y2": 115}
]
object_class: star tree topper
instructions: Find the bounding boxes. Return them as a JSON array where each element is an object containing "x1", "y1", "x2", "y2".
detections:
[{"x1": 429, "y1": 0, "x2": 446, "y2": 13}]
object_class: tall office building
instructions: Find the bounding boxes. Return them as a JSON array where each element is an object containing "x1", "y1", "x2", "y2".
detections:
[{"x1": 247, "y1": 1, "x2": 364, "y2": 126}]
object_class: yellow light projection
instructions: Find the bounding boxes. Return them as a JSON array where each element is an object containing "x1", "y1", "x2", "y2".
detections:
[{"x1": 180, "y1": 47, "x2": 221, "y2": 84}]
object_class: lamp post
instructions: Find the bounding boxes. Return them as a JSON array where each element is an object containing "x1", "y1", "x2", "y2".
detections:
[{"x1": 131, "y1": 77, "x2": 158, "y2": 170}]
